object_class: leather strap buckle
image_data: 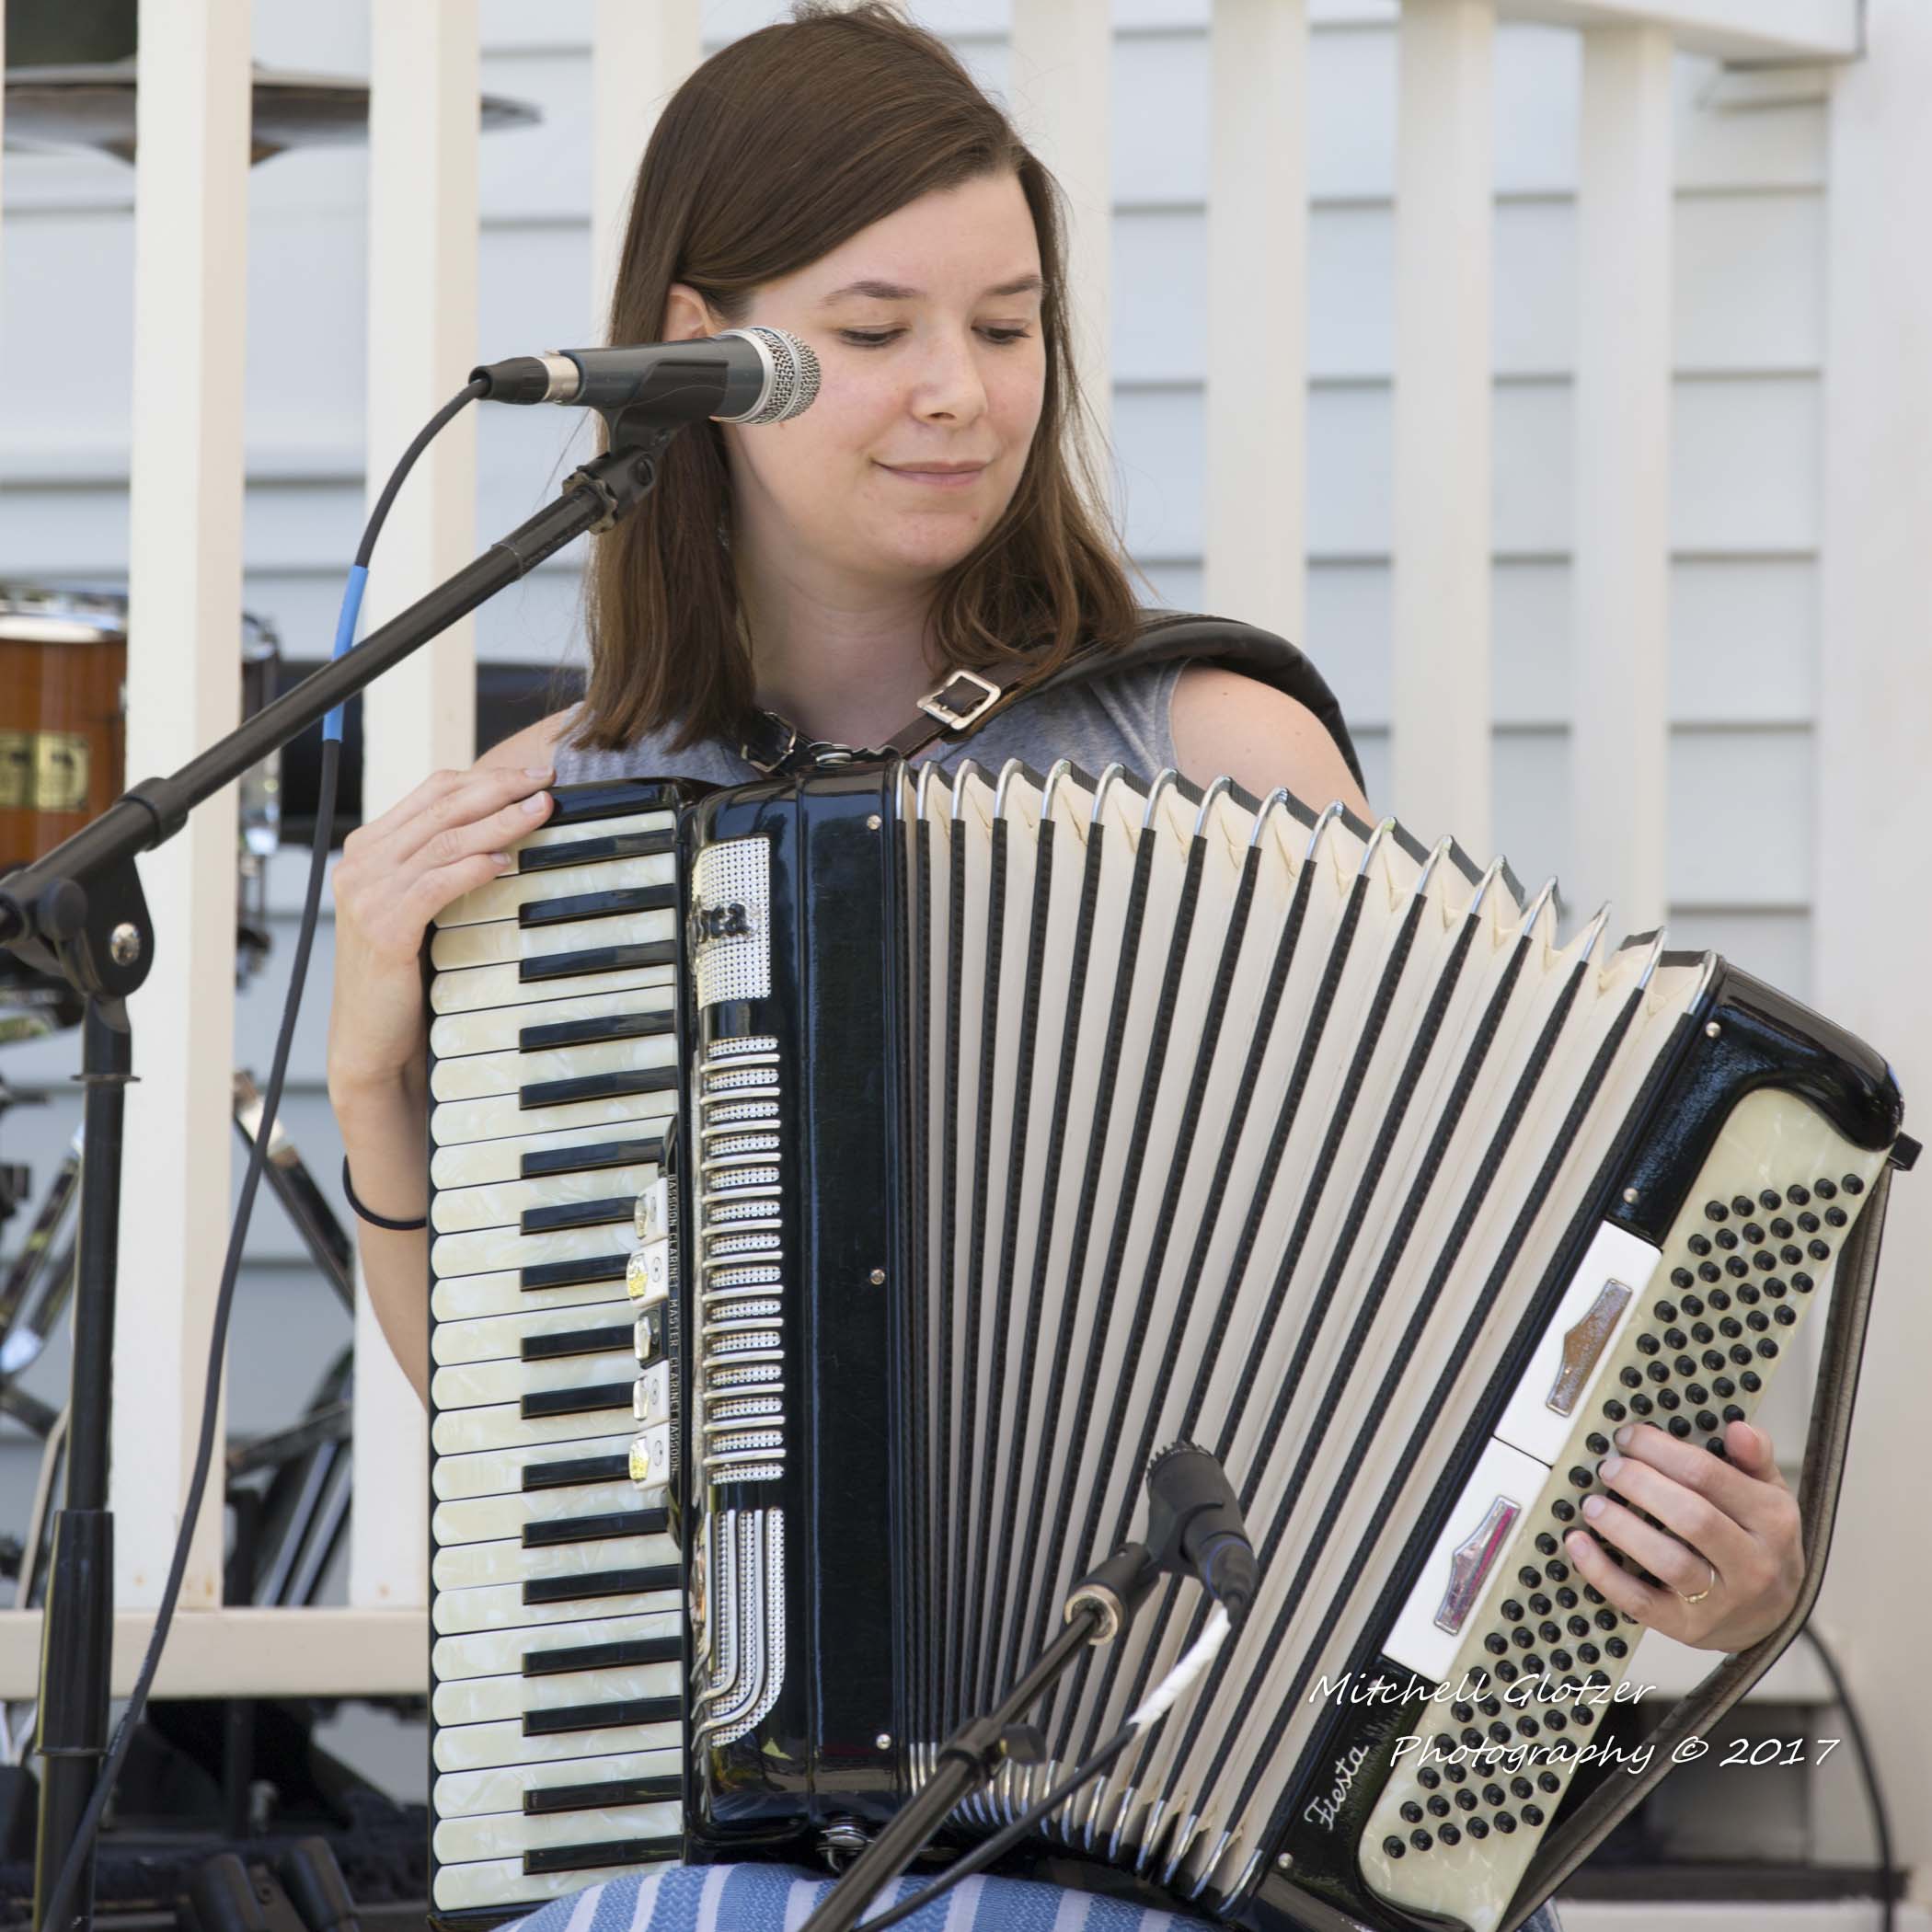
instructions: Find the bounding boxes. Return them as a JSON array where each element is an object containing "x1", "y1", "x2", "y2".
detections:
[{"x1": 916, "y1": 668, "x2": 1002, "y2": 732}]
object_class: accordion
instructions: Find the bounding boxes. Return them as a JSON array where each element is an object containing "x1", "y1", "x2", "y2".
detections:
[{"x1": 420, "y1": 759, "x2": 1908, "y2": 1932}]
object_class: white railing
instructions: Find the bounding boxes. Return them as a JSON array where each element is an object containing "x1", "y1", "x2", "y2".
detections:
[{"x1": 1, "y1": 0, "x2": 1926, "y2": 1881}]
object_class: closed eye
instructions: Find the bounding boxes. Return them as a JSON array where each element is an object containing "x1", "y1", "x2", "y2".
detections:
[{"x1": 839, "y1": 328, "x2": 1033, "y2": 348}]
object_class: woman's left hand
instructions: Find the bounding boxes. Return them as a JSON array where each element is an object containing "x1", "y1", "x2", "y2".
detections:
[{"x1": 1562, "y1": 1420, "x2": 1803, "y2": 1652}]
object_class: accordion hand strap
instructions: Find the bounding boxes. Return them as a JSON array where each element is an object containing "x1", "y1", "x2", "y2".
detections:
[{"x1": 737, "y1": 607, "x2": 1367, "y2": 794}]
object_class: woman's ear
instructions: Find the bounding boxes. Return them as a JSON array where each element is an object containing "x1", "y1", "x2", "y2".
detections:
[{"x1": 662, "y1": 282, "x2": 718, "y2": 340}]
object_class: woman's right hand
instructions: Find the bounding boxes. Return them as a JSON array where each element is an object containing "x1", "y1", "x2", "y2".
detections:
[{"x1": 327, "y1": 760, "x2": 558, "y2": 1105}]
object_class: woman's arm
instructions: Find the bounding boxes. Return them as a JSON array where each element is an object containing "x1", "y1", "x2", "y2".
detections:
[
  {"x1": 1168, "y1": 665, "x2": 1373, "y2": 820},
  {"x1": 328, "y1": 709, "x2": 571, "y2": 1404}
]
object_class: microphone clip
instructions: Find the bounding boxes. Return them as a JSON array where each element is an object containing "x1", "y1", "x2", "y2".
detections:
[{"x1": 1145, "y1": 1442, "x2": 1259, "y2": 1630}]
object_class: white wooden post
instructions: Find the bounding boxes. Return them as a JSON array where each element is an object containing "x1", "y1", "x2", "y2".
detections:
[
  {"x1": 591, "y1": 0, "x2": 702, "y2": 336},
  {"x1": 1009, "y1": 0, "x2": 1114, "y2": 491},
  {"x1": 1814, "y1": 0, "x2": 1932, "y2": 1880},
  {"x1": 1203, "y1": 0, "x2": 1309, "y2": 643},
  {"x1": 112, "y1": 0, "x2": 252, "y2": 1614},
  {"x1": 1390, "y1": 0, "x2": 1495, "y2": 851},
  {"x1": 349, "y1": 0, "x2": 482, "y2": 1615},
  {"x1": 1570, "y1": 25, "x2": 1673, "y2": 934}
]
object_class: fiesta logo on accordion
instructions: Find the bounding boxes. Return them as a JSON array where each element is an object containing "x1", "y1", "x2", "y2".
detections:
[{"x1": 687, "y1": 898, "x2": 753, "y2": 951}]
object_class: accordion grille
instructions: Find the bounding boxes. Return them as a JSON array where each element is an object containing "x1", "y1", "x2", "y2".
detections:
[{"x1": 898, "y1": 760, "x2": 1709, "y2": 1902}]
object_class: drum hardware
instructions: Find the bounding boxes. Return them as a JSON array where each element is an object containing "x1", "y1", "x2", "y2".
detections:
[{"x1": 232, "y1": 1072, "x2": 353, "y2": 1313}]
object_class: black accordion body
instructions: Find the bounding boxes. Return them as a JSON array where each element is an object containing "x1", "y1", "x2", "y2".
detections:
[{"x1": 421, "y1": 759, "x2": 1908, "y2": 1932}]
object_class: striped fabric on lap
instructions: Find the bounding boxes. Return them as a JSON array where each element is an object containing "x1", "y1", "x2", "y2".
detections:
[{"x1": 502, "y1": 1863, "x2": 1564, "y2": 1932}]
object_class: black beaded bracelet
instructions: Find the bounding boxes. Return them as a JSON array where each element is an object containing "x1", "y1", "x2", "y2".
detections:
[{"x1": 341, "y1": 1156, "x2": 429, "y2": 1232}]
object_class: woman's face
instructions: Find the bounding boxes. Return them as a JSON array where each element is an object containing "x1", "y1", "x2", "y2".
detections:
[{"x1": 668, "y1": 170, "x2": 1049, "y2": 593}]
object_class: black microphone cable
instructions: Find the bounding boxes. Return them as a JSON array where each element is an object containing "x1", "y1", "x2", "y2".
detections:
[{"x1": 35, "y1": 377, "x2": 485, "y2": 1932}]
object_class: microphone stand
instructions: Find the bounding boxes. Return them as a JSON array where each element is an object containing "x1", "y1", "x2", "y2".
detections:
[
  {"x1": 800, "y1": 1547, "x2": 1160, "y2": 1932},
  {"x1": 0, "y1": 404, "x2": 687, "y2": 1932}
]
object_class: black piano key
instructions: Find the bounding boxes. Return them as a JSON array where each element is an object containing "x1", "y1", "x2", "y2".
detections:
[
  {"x1": 523, "y1": 1774, "x2": 680, "y2": 1816},
  {"x1": 520, "y1": 1136, "x2": 661, "y2": 1180},
  {"x1": 522, "y1": 1508, "x2": 667, "y2": 1550},
  {"x1": 519, "y1": 829, "x2": 674, "y2": 874},
  {"x1": 521, "y1": 1066, "x2": 679, "y2": 1111},
  {"x1": 522, "y1": 1323, "x2": 633, "y2": 1363},
  {"x1": 520, "y1": 1381, "x2": 633, "y2": 1422},
  {"x1": 521, "y1": 1252, "x2": 628, "y2": 1293},
  {"x1": 519, "y1": 883, "x2": 677, "y2": 929},
  {"x1": 523, "y1": 1834, "x2": 682, "y2": 1877},
  {"x1": 523, "y1": 1565, "x2": 679, "y2": 1608},
  {"x1": 521, "y1": 1197, "x2": 637, "y2": 1236},
  {"x1": 522, "y1": 1630, "x2": 680, "y2": 1673},
  {"x1": 520, "y1": 939, "x2": 675, "y2": 985},
  {"x1": 520, "y1": 1009, "x2": 673, "y2": 1053},
  {"x1": 522, "y1": 1452, "x2": 631, "y2": 1491},
  {"x1": 523, "y1": 1694, "x2": 682, "y2": 1738}
]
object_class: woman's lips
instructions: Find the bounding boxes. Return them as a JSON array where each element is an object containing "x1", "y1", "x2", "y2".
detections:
[{"x1": 880, "y1": 464, "x2": 985, "y2": 489}]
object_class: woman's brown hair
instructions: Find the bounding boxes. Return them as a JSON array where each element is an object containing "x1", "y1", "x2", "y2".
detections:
[{"x1": 571, "y1": 0, "x2": 1152, "y2": 754}]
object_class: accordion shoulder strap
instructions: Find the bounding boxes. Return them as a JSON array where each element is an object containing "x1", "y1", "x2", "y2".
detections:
[{"x1": 737, "y1": 606, "x2": 1366, "y2": 793}]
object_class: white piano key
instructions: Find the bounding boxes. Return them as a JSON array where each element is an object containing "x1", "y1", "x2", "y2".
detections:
[
  {"x1": 430, "y1": 908, "x2": 676, "y2": 973},
  {"x1": 431, "y1": 1084, "x2": 677, "y2": 1151},
  {"x1": 438, "y1": 809, "x2": 674, "y2": 914},
  {"x1": 432, "y1": 1711, "x2": 680, "y2": 1772},
  {"x1": 432, "y1": 1528, "x2": 673, "y2": 1596},
  {"x1": 433, "y1": 1745, "x2": 679, "y2": 1820},
  {"x1": 432, "y1": 1164, "x2": 653, "y2": 1237},
  {"x1": 431, "y1": 1031, "x2": 676, "y2": 1106},
  {"x1": 431, "y1": 1346, "x2": 637, "y2": 1416},
  {"x1": 432, "y1": 1660, "x2": 679, "y2": 1729},
  {"x1": 431, "y1": 1267, "x2": 642, "y2": 1324},
  {"x1": 433, "y1": 1610, "x2": 678, "y2": 1683},
  {"x1": 434, "y1": 851, "x2": 675, "y2": 929},
  {"x1": 431, "y1": 1119, "x2": 665, "y2": 1192},
  {"x1": 431, "y1": 958, "x2": 673, "y2": 1017},
  {"x1": 432, "y1": 1399, "x2": 643, "y2": 1460},
  {"x1": 431, "y1": 1432, "x2": 638, "y2": 1503},
  {"x1": 432, "y1": 1478, "x2": 643, "y2": 1550},
  {"x1": 431, "y1": 984, "x2": 676, "y2": 1063},
  {"x1": 431, "y1": 1220, "x2": 635, "y2": 1288},
  {"x1": 432, "y1": 1569, "x2": 679, "y2": 1639},
  {"x1": 432, "y1": 1858, "x2": 608, "y2": 1913},
  {"x1": 432, "y1": 1300, "x2": 634, "y2": 1371},
  {"x1": 433, "y1": 1798, "x2": 680, "y2": 1866}
]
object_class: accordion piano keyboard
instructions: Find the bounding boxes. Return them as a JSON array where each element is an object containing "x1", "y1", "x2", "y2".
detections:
[{"x1": 422, "y1": 789, "x2": 687, "y2": 1915}]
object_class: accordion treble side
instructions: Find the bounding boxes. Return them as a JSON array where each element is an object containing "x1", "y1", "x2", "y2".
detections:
[{"x1": 421, "y1": 759, "x2": 1908, "y2": 1932}]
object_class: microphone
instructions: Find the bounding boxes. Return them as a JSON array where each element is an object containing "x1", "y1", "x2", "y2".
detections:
[
  {"x1": 469, "y1": 325, "x2": 821, "y2": 424},
  {"x1": 1145, "y1": 1442, "x2": 1259, "y2": 1629}
]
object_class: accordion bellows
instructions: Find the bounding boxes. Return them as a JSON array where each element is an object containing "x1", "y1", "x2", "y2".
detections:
[{"x1": 422, "y1": 758, "x2": 1905, "y2": 1932}]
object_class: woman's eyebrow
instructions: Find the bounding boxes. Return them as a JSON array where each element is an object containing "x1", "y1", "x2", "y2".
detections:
[{"x1": 820, "y1": 273, "x2": 1045, "y2": 304}]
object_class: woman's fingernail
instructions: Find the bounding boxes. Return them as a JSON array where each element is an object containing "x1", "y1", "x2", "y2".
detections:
[
  {"x1": 1581, "y1": 1495, "x2": 1606, "y2": 1520},
  {"x1": 492, "y1": 851, "x2": 515, "y2": 870},
  {"x1": 524, "y1": 765, "x2": 554, "y2": 780},
  {"x1": 1614, "y1": 1424, "x2": 1634, "y2": 1450},
  {"x1": 523, "y1": 792, "x2": 549, "y2": 814},
  {"x1": 1599, "y1": 1455, "x2": 1623, "y2": 1480}
]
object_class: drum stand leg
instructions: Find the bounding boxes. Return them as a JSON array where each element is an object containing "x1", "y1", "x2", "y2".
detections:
[{"x1": 33, "y1": 997, "x2": 131, "y2": 1932}]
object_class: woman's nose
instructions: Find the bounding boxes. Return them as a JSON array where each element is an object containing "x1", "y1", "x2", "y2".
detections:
[{"x1": 907, "y1": 329, "x2": 989, "y2": 420}]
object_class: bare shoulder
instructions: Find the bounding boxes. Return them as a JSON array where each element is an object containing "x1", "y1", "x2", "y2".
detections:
[
  {"x1": 475, "y1": 707, "x2": 574, "y2": 774},
  {"x1": 1169, "y1": 664, "x2": 1371, "y2": 819}
]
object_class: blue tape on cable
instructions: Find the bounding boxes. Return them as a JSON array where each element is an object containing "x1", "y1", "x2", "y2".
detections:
[{"x1": 324, "y1": 562, "x2": 370, "y2": 744}]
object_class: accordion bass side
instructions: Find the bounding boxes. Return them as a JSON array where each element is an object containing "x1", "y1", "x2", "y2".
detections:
[{"x1": 420, "y1": 761, "x2": 1909, "y2": 1932}]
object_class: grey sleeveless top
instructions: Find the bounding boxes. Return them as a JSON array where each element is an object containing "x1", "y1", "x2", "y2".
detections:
[{"x1": 549, "y1": 659, "x2": 1189, "y2": 791}]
